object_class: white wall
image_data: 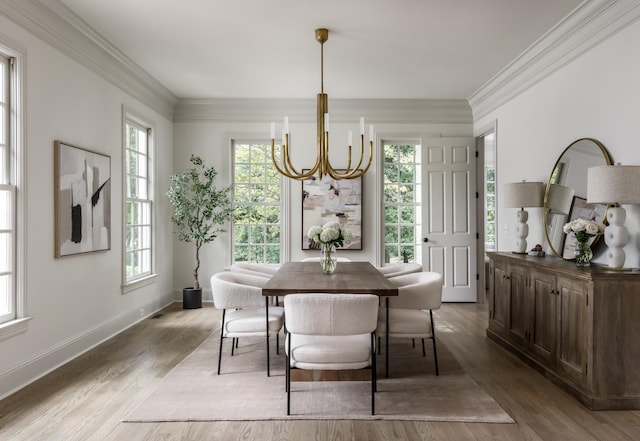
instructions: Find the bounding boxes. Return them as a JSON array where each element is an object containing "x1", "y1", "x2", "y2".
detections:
[
  {"x1": 173, "y1": 117, "x2": 472, "y2": 299},
  {"x1": 475, "y1": 18, "x2": 640, "y2": 267},
  {"x1": 0, "y1": 15, "x2": 175, "y2": 398}
]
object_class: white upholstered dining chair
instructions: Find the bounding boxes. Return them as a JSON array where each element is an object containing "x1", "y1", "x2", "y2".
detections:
[
  {"x1": 377, "y1": 271, "x2": 443, "y2": 376},
  {"x1": 210, "y1": 272, "x2": 284, "y2": 376},
  {"x1": 229, "y1": 262, "x2": 281, "y2": 278},
  {"x1": 375, "y1": 263, "x2": 422, "y2": 278},
  {"x1": 284, "y1": 293, "x2": 379, "y2": 415}
]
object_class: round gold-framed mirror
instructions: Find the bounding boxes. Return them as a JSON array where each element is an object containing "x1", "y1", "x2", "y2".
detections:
[{"x1": 543, "y1": 138, "x2": 612, "y2": 259}]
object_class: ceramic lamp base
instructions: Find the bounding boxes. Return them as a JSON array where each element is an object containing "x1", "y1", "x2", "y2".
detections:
[{"x1": 604, "y1": 207, "x2": 630, "y2": 269}]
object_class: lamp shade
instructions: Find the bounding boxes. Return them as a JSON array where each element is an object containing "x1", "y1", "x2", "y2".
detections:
[
  {"x1": 546, "y1": 184, "x2": 575, "y2": 215},
  {"x1": 587, "y1": 165, "x2": 640, "y2": 204},
  {"x1": 504, "y1": 181, "x2": 545, "y2": 208}
]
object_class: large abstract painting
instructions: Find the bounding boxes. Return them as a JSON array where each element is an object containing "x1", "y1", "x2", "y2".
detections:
[
  {"x1": 302, "y1": 171, "x2": 362, "y2": 250},
  {"x1": 54, "y1": 141, "x2": 111, "y2": 257}
]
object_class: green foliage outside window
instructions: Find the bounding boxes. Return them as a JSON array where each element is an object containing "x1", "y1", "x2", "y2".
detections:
[
  {"x1": 383, "y1": 143, "x2": 420, "y2": 264},
  {"x1": 233, "y1": 143, "x2": 282, "y2": 264}
]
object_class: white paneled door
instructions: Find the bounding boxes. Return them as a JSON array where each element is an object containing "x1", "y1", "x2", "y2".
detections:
[{"x1": 421, "y1": 138, "x2": 477, "y2": 302}]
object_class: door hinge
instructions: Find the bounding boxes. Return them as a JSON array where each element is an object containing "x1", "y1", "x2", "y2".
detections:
[
  {"x1": 586, "y1": 295, "x2": 589, "y2": 306},
  {"x1": 476, "y1": 232, "x2": 479, "y2": 239},
  {"x1": 585, "y1": 363, "x2": 588, "y2": 375},
  {"x1": 476, "y1": 273, "x2": 479, "y2": 281},
  {"x1": 475, "y1": 150, "x2": 479, "y2": 158},
  {"x1": 476, "y1": 191, "x2": 479, "y2": 199}
]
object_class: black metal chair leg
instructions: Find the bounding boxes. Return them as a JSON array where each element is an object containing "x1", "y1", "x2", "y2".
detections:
[
  {"x1": 217, "y1": 309, "x2": 226, "y2": 375},
  {"x1": 285, "y1": 325, "x2": 289, "y2": 392},
  {"x1": 430, "y1": 309, "x2": 439, "y2": 376},
  {"x1": 266, "y1": 334, "x2": 271, "y2": 377},
  {"x1": 371, "y1": 332, "x2": 376, "y2": 415},
  {"x1": 286, "y1": 330, "x2": 291, "y2": 415}
]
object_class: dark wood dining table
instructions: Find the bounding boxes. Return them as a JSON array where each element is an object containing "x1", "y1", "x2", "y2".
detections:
[{"x1": 262, "y1": 261, "x2": 399, "y2": 376}]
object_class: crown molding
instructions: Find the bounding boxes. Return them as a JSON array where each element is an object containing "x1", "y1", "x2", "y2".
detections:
[
  {"x1": 0, "y1": 0, "x2": 177, "y2": 120},
  {"x1": 7, "y1": 0, "x2": 627, "y2": 125},
  {"x1": 468, "y1": 0, "x2": 640, "y2": 121},
  {"x1": 174, "y1": 98, "x2": 472, "y2": 124}
]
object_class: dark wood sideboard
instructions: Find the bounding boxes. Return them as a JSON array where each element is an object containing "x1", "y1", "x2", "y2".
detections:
[{"x1": 486, "y1": 252, "x2": 640, "y2": 410}]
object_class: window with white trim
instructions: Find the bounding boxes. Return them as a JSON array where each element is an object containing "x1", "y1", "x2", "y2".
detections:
[
  {"x1": 0, "y1": 51, "x2": 22, "y2": 330},
  {"x1": 232, "y1": 141, "x2": 282, "y2": 264},
  {"x1": 124, "y1": 117, "x2": 154, "y2": 285},
  {"x1": 484, "y1": 132, "x2": 497, "y2": 251},
  {"x1": 382, "y1": 141, "x2": 422, "y2": 264}
]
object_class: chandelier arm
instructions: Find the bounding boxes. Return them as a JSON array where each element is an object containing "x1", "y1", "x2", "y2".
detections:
[
  {"x1": 270, "y1": 140, "x2": 296, "y2": 177},
  {"x1": 281, "y1": 137, "x2": 298, "y2": 175},
  {"x1": 282, "y1": 133, "x2": 322, "y2": 179},
  {"x1": 271, "y1": 139, "x2": 319, "y2": 180},
  {"x1": 345, "y1": 145, "x2": 354, "y2": 172},
  {"x1": 326, "y1": 140, "x2": 373, "y2": 180},
  {"x1": 324, "y1": 145, "x2": 355, "y2": 178},
  {"x1": 349, "y1": 134, "x2": 369, "y2": 172},
  {"x1": 344, "y1": 135, "x2": 366, "y2": 173}
]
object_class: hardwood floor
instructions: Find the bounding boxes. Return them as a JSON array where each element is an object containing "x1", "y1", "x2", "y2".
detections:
[{"x1": 1, "y1": 302, "x2": 639, "y2": 441}]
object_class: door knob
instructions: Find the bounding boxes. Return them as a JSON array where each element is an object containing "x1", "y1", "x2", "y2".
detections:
[{"x1": 423, "y1": 237, "x2": 429, "y2": 243}]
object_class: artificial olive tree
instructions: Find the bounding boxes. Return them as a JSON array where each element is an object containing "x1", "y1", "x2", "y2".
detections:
[{"x1": 167, "y1": 155, "x2": 233, "y2": 290}]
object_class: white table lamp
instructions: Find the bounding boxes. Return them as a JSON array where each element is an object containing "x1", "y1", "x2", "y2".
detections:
[
  {"x1": 587, "y1": 164, "x2": 640, "y2": 269},
  {"x1": 547, "y1": 184, "x2": 575, "y2": 215},
  {"x1": 504, "y1": 181, "x2": 545, "y2": 254}
]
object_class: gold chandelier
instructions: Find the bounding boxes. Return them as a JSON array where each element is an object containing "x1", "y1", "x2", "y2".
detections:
[{"x1": 270, "y1": 28, "x2": 374, "y2": 181}]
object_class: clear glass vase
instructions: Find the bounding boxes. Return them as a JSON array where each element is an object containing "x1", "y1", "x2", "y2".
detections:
[
  {"x1": 574, "y1": 238, "x2": 592, "y2": 267},
  {"x1": 320, "y1": 243, "x2": 337, "y2": 274}
]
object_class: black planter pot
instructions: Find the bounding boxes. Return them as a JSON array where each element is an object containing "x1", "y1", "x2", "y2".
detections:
[{"x1": 183, "y1": 287, "x2": 202, "y2": 309}]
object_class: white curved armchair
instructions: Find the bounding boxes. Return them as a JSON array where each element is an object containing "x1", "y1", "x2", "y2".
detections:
[
  {"x1": 376, "y1": 263, "x2": 422, "y2": 278},
  {"x1": 377, "y1": 271, "x2": 443, "y2": 376},
  {"x1": 230, "y1": 262, "x2": 281, "y2": 278},
  {"x1": 284, "y1": 293, "x2": 379, "y2": 415},
  {"x1": 210, "y1": 272, "x2": 284, "y2": 376}
]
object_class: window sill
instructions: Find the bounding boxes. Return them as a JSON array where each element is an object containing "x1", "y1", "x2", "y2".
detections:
[
  {"x1": 121, "y1": 273, "x2": 158, "y2": 294},
  {"x1": 0, "y1": 317, "x2": 32, "y2": 342}
]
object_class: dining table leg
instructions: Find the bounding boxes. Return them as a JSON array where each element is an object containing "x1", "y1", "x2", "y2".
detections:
[
  {"x1": 265, "y1": 297, "x2": 270, "y2": 377},
  {"x1": 385, "y1": 296, "x2": 389, "y2": 378}
]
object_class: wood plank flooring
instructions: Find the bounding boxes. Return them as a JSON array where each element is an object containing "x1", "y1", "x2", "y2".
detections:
[{"x1": 1, "y1": 302, "x2": 639, "y2": 441}]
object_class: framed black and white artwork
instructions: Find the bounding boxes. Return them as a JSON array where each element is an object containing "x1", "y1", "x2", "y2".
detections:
[{"x1": 54, "y1": 140, "x2": 111, "y2": 257}]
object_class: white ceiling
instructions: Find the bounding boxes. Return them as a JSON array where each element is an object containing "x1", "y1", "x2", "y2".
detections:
[{"x1": 58, "y1": 0, "x2": 583, "y2": 101}]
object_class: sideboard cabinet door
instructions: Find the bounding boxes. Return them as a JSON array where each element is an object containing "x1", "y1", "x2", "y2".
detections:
[
  {"x1": 488, "y1": 260, "x2": 508, "y2": 335},
  {"x1": 555, "y1": 275, "x2": 590, "y2": 388},
  {"x1": 529, "y1": 270, "x2": 557, "y2": 365}
]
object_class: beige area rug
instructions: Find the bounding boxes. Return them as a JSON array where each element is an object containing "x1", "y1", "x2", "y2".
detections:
[{"x1": 125, "y1": 333, "x2": 514, "y2": 422}]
